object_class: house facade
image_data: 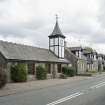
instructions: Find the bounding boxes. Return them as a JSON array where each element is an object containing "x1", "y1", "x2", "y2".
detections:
[
  {"x1": 97, "y1": 54, "x2": 104, "y2": 72},
  {"x1": 65, "y1": 47, "x2": 87, "y2": 74},
  {"x1": 83, "y1": 49, "x2": 98, "y2": 72},
  {"x1": 65, "y1": 46, "x2": 99, "y2": 74}
]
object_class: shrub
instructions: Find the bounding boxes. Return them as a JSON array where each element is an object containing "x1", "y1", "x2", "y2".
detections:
[
  {"x1": 62, "y1": 66, "x2": 76, "y2": 77},
  {"x1": 11, "y1": 64, "x2": 27, "y2": 82},
  {"x1": 36, "y1": 65, "x2": 47, "y2": 80},
  {"x1": 68, "y1": 67, "x2": 76, "y2": 77},
  {"x1": 59, "y1": 74, "x2": 67, "y2": 79},
  {"x1": 0, "y1": 69, "x2": 7, "y2": 89},
  {"x1": 62, "y1": 66, "x2": 68, "y2": 75}
]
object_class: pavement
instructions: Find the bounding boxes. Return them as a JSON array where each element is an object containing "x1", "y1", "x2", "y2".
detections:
[
  {"x1": 0, "y1": 73, "x2": 105, "y2": 105},
  {"x1": 0, "y1": 76, "x2": 91, "y2": 97}
]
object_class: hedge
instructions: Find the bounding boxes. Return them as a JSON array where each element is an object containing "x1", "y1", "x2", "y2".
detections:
[
  {"x1": 10, "y1": 64, "x2": 27, "y2": 82},
  {"x1": 36, "y1": 65, "x2": 47, "y2": 80},
  {"x1": 62, "y1": 66, "x2": 76, "y2": 77}
]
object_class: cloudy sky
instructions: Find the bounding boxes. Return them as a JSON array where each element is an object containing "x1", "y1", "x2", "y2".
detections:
[{"x1": 0, "y1": 0, "x2": 105, "y2": 53}]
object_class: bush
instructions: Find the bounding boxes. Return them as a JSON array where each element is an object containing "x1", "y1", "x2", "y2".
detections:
[
  {"x1": 0, "y1": 69, "x2": 7, "y2": 89},
  {"x1": 62, "y1": 66, "x2": 76, "y2": 77},
  {"x1": 11, "y1": 64, "x2": 27, "y2": 82},
  {"x1": 68, "y1": 67, "x2": 76, "y2": 77},
  {"x1": 36, "y1": 65, "x2": 47, "y2": 80},
  {"x1": 59, "y1": 74, "x2": 67, "y2": 79}
]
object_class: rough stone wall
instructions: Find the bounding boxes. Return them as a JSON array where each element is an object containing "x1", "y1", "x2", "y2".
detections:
[
  {"x1": 61, "y1": 64, "x2": 68, "y2": 67},
  {"x1": 0, "y1": 53, "x2": 9, "y2": 81},
  {"x1": 65, "y1": 48, "x2": 77, "y2": 73},
  {"x1": 6, "y1": 62, "x2": 12, "y2": 82},
  {"x1": 87, "y1": 61, "x2": 98, "y2": 72},
  {"x1": 93, "y1": 61, "x2": 98, "y2": 71},
  {"x1": 77, "y1": 59, "x2": 87, "y2": 74},
  {"x1": 87, "y1": 64, "x2": 93, "y2": 71},
  {"x1": 6, "y1": 61, "x2": 69, "y2": 82},
  {"x1": 0, "y1": 53, "x2": 6, "y2": 64}
]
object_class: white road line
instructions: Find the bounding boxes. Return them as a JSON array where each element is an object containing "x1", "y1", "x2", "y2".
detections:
[
  {"x1": 46, "y1": 92, "x2": 84, "y2": 105},
  {"x1": 90, "y1": 82, "x2": 105, "y2": 89},
  {"x1": 47, "y1": 81, "x2": 105, "y2": 105}
]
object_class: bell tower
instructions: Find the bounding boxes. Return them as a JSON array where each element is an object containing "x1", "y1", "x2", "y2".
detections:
[{"x1": 49, "y1": 15, "x2": 65, "y2": 58}]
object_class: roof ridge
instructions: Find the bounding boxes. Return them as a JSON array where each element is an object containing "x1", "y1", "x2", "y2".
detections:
[{"x1": 0, "y1": 40, "x2": 48, "y2": 51}]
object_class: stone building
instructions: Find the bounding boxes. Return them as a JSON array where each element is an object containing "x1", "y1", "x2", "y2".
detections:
[
  {"x1": 65, "y1": 47, "x2": 87, "y2": 74},
  {"x1": 65, "y1": 46, "x2": 99, "y2": 74},
  {"x1": 0, "y1": 17, "x2": 70, "y2": 82},
  {"x1": 97, "y1": 54, "x2": 104, "y2": 71},
  {"x1": 83, "y1": 49, "x2": 98, "y2": 72}
]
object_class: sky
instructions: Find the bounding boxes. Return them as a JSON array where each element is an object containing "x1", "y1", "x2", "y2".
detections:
[{"x1": 0, "y1": 0, "x2": 105, "y2": 53}]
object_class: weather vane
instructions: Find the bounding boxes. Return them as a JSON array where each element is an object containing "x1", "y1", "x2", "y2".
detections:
[{"x1": 55, "y1": 14, "x2": 59, "y2": 22}]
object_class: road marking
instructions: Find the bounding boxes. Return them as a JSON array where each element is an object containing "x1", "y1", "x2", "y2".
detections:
[
  {"x1": 90, "y1": 82, "x2": 105, "y2": 89},
  {"x1": 46, "y1": 92, "x2": 84, "y2": 105},
  {"x1": 47, "y1": 81, "x2": 105, "y2": 105}
]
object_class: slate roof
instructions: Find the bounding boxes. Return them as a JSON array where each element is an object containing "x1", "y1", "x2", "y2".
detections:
[
  {"x1": 0, "y1": 41, "x2": 69, "y2": 63},
  {"x1": 65, "y1": 48, "x2": 78, "y2": 60},
  {"x1": 69, "y1": 47, "x2": 83, "y2": 51},
  {"x1": 68, "y1": 47, "x2": 87, "y2": 60},
  {"x1": 97, "y1": 54, "x2": 103, "y2": 57},
  {"x1": 49, "y1": 21, "x2": 65, "y2": 38},
  {"x1": 83, "y1": 50, "x2": 92, "y2": 54}
]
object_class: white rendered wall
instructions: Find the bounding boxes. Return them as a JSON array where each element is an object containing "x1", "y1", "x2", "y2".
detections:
[
  {"x1": 55, "y1": 38, "x2": 58, "y2": 45},
  {"x1": 76, "y1": 51, "x2": 78, "y2": 57},
  {"x1": 62, "y1": 47, "x2": 64, "y2": 58},
  {"x1": 50, "y1": 47, "x2": 54, "y2": 52},
  {"x1": 55, "y1": 46, "x2": 58, "y2": 56},
  {"x1": 50, "y1": 39, "x2": 53, "y2": 45}
]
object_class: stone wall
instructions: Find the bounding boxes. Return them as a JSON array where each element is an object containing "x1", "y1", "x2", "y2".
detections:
[
  {"x1": 5, "y1": 61, "x2": 68, "y2": 82},
  {"x1": 77, "y1": 59, "x2": 87, "y2": 74},
  {"x1": 65, "y1": 48, "x2": 77, "y2": 72},
  {"x1": 93, "y1": 61, "x2": 98, "y2": 71},
  {"x1": 87, "y1": 61, "x2": 98, "y2": 72},
  {"x1": 6, "y1": 62, "x2": 12, "y2": 82}
]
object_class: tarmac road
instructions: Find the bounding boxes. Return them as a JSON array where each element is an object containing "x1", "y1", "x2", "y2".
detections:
[{"x1": 0, "y1": 74, "x2": 105, "y2": 105}]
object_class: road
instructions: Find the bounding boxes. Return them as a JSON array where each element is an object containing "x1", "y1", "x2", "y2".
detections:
[{"x1": 0, "y1": 74, "x2": 105, "y2": 105}]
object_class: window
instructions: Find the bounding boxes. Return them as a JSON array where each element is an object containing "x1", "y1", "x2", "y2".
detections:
[
  {"x1": 50, "y1": 39, "x2": 54, "y2": 46},
  {"x1": 58, "y1": 64, "x2": 62, "y2": 73},
  {"x1": 46, "y1": 64, "x2": 51, "y2": 74},
  {"x1": 28, "y1": 63, "x2": 35, "y2": 75},
  {"x1": 54, "y1": 38, "x2": 58, "y2": 45}
]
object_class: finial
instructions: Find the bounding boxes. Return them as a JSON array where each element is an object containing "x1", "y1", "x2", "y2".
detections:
[{"x1": 55, "y1": 14, "x2": 59, "y2": 22}]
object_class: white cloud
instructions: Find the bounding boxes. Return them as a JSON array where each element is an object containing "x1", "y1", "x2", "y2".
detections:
[{"x1": 0, "y1": 0, "x2": 105, "y2": 54}]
